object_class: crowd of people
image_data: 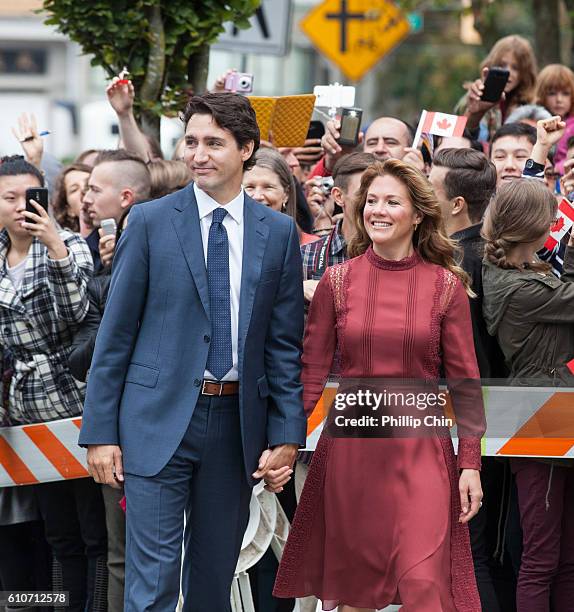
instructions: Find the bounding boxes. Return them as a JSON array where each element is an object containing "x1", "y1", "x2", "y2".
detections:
[{"x1": 0, "y1": 32, "x2": 573, "y2": 612}]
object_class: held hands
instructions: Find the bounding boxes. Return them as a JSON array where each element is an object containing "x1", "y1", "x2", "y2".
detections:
[
  {"x1": 252, "y1": 443, "x2": 298, "y2": 493},
  {"x1": 458, "y1": 468, "x2": 483, "y2": 524},
  {"x1": 22, "y1": 201, "x2": 67, "y2": 260},
  {"x1": 531, "y1": 116, "x2": 566, "y2": 165},
  {"x1": 106, "y1": 76, "x2": 135, "y2": 116},
  {"x1": 87, "y1": 444, "x2": 124, "y2": 489},
  {"x1": 12, "y1": 113, "x2": 43, "y2": 168}
]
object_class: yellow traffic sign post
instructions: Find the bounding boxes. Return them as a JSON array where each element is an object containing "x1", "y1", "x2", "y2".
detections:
[{"x1": 300, "y1": 0, "x2": 411, "y2": 82}]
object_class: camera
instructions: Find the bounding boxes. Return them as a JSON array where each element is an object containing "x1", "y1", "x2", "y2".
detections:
[
  {"x1": 321, "y1": 177, "x2": 334, "y2": 195},
  {"x1": 224, "y1": 71, "x2": 254, "y2": 94}
]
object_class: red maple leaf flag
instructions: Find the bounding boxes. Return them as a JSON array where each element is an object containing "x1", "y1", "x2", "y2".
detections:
[
  {"x1": 412, "y1": 110, "x2": 468, "y2": 147},
  {"x1": 550, "y1": 216, "x2": 565, "y2": 234},
  {"x1": 423, "y1": 111, "x2": 467, "y2": 137},
  {"x1": 545, "y1": 197, "x2": 574, "y2": 250}
]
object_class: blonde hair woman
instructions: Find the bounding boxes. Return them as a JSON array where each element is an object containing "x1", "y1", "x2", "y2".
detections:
[{"x1": 274, "y1": 160, "x2": 485, "y2": 612}]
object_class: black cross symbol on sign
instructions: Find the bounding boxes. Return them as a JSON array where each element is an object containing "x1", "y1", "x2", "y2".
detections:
[
  {"x1": 232, "y1": 6, "x2": 270, "y2": 38},
  {"x1": 326, "y1": 0, "x2": 367, "y2": 53}
]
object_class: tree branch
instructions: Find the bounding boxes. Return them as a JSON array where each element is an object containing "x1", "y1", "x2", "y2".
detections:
[{"x1": 140, "y1": 3, "x2": 165, "y2": 139}]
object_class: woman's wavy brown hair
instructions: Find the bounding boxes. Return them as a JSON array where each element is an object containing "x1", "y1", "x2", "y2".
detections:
[
  {"x1": 480, "y1": 35, "x2": 538, "y2": 106},
  {"x1": 348, "y1": 159, "x2": 473, "y2": 294},
  {"x1": 52, "y1": 162, "x2": 92, "y2": 233},
  {"x1": 482, "y1": 179, "x2": 556, "y2": 273}
]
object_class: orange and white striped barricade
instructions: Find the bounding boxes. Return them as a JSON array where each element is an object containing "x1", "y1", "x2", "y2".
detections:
[
  {"x1": 0, "y1": 417, "x2": 88, "y2": 487},
  {"x1": 303, "y1": 383, "x2": 574, "y2": 459},
  {"x1": 2, "y1": 384, "x2": 574, "y2": 488}
]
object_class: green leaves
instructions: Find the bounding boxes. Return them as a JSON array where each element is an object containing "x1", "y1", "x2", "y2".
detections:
[{"x1": 42, "y1": 0, "x2": 261, "y2": 131}]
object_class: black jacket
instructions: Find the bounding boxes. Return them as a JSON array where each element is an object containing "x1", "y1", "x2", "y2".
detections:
[
  {"x1": 68, "y1": 271, "x2": 110, "y2": 382},
  {"x1": 452, "y1": 223, "x2": 507, "y2": 380}
]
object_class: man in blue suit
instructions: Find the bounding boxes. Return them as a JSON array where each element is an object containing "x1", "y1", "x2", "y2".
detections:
[{"x1": 79, "y1": 92, "x2": 307, "y2": 611}]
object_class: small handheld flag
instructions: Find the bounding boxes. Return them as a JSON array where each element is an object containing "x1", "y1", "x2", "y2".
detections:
[
  {"x1": 545, "y1": 197, "x2": 574, "y2": 251},
  {"x1": 412, "y1": 110, "x2": 468, "y2": 148}
]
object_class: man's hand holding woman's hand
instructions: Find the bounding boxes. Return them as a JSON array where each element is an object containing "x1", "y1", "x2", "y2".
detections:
[{"x1": 253, "y1": 443, "x2": 298, "y2": 493}]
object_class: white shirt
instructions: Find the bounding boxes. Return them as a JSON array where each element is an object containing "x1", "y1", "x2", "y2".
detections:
[
  {"x1": 6, "y1": 256, "x2": 27, "y2": 292},
  {"x1": 194, "y1": 183, "x2": 243, "y2": 382}
]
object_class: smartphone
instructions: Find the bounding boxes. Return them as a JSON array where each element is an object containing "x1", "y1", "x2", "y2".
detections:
[
  {"x1": 25, "y1": 187, "x2": 49, "y2": 222},
  {"x1": 100, "y1": 218, "x2": 117, "y2": 236},
  {"x1": 338, "y1": 107, "x2": 363, "y2": 147},
  {"x1": 481, "y1": 67, "x2": 510, "y2": 103},
  {"x1": 306, "y1": 120, "x2": 325, "y2": 141}
]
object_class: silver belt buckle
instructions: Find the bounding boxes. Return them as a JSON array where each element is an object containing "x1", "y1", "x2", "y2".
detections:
[{"x1": 202, "y1": 380, "x2": 223, "y2": 396}]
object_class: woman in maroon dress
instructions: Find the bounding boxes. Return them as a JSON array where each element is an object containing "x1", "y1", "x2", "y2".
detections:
[{"x1": 274, "y1": 159, "x2": 486, "y2": 611}]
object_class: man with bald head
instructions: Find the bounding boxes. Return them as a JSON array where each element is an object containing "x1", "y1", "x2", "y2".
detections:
[{"x1": 316, "y1": 115, "x2": 424, "y2": 175}]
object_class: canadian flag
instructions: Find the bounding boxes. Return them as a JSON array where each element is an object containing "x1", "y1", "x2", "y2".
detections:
[
  {"x1": 419, "y1": 110, "x2": 467, "y2": 138},
  {"x1": 545, "y1": 197, "x2": 574, "y2": 250}
]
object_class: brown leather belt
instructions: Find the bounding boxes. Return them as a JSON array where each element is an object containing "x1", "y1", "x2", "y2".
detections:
[{"x1": 201, "y1": 380, "x2": 239, "y2": 396}]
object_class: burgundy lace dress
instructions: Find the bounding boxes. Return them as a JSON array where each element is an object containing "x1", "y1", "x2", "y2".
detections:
[{"x1": 274, "y1": 248, "x2": 485, "y2": 611}]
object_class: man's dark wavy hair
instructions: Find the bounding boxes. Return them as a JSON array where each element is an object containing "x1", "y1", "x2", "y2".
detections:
[
  {"x1": 181, "y1": 92, "x2": 260, "y2": 171},
  {"x1": 0, "y1": 155, "x2": 44, "y2": 187}
]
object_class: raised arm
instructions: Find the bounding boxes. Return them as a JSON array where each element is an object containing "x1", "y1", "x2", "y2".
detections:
[{"x1": 107, "y1": 77, "x2": 157, "y2": 162}]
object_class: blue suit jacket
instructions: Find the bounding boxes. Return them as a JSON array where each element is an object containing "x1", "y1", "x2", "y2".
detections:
[{"x1": 79, "y1": 184, "x2": 307, "y2": 485}]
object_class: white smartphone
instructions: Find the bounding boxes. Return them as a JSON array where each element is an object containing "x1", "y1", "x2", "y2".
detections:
[{"x1": 100, "y1": 218, "x2": 117, "y2": 236}]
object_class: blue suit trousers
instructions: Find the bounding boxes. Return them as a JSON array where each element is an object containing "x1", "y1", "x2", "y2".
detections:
[{"x1": 123, "y1": 394, "x2": 251, "y2": 611}]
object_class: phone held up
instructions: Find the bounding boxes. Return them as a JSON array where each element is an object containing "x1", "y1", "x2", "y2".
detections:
[
  {"x1": 337, "y1": 108, "x2": 363, "y2": 147},
  {"x1": 25, "y1": 188, "x2": 49, "y2": 223},
  {"x1": 306, "y1": 120, "x2": 326, "y2": 141},
  {"x1": 100, "y1": 218, "x2": 118, "y2": 237},
  {"x1": 480, "y1": 67, "x2": 510, "y2": 103}
]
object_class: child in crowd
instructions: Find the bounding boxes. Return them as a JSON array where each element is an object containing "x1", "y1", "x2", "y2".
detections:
[
  {"x1": 463, "y1": 35, "x2": 538, "y2": 139},
  {"x1": 536, "y1": 64, "x2": 574, "y2": 174}
]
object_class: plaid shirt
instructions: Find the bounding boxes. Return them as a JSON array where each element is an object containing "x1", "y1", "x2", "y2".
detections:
[
  {"x1": 0, "y1": 230, "x2": 93, "y2": 425},
  {"x1": 300, "y1": 219, "x2": 348, "y2": 282}
]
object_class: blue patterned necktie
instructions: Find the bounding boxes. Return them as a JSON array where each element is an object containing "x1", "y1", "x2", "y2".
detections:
[{"x1": 206, "y1": 207, "x2": 233, "y2": 380}]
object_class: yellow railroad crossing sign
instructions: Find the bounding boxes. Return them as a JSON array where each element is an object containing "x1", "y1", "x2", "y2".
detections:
[{"x1": 300, "y1": 0, "x2": 411, "y2": 82}]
